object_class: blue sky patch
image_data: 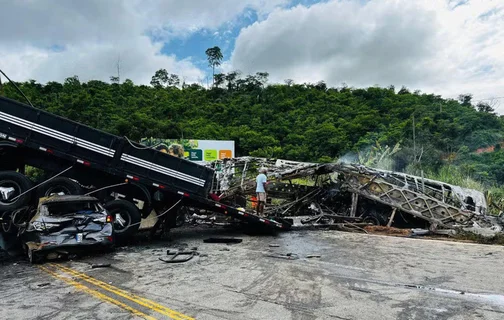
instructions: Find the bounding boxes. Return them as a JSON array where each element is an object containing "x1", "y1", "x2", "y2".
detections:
[
  {"x1": 158, "y1": 0, "x2": 328, "y2": 78},
  {"x1": 159, "y1": 7, "x2": 262, "y2": 74},
  {"x1": 479, "y1": 7, "x2": 501, "y2": 21},
  {"x1": 48, "y1": 44, "x2": 65, "y2": 52}
]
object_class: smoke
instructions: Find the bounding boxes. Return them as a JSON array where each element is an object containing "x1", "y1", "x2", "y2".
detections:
[
  {"x1": 336, "y1": 142, "x2": 401, "y2": 171},
  {"x1": 336, "y1": 152, "x2": 358, "y2": 165}
]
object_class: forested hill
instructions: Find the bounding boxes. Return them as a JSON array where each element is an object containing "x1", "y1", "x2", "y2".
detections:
[{"x1": 2, "y1": 72, "x2": 504, "y2": 186}]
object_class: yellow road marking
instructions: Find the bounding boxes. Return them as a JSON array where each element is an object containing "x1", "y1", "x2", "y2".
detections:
[
  {"x1": 51, "y1": 263, "x2": 194, "y2": 320},
  {"x1": 39, "y1": 266, "x2": 156, "y2": 320}
]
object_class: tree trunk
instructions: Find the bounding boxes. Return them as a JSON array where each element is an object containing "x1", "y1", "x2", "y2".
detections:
[{"x1": 212, "y1": 65, "x2": 215, "y2": 87}]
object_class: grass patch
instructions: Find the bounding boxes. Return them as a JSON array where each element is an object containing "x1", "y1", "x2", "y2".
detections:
[{"x1": 452, "y1": 231, "x2": 504, "y2": 245}]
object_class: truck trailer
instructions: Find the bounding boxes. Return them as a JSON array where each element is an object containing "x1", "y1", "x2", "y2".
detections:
[{"x1": 0, "y1": 96, "x2": 285, "y2": 248}]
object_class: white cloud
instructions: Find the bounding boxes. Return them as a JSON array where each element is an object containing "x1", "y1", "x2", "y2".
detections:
[
  {"x1": 0, "y1": 0, "x2": 286, "y2": 84},
  {"x1": 230, "y1": 0, "x2": 504, "y2": 111}
]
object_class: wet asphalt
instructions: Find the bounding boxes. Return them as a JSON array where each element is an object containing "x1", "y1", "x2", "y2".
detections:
[{"x1": 1, "y1": 227, "x2": 504, "y2": 320}]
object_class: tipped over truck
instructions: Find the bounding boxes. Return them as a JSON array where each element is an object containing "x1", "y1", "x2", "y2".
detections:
[{"x1": 0, "y1": 95, "x2": 285, "y2": 255}]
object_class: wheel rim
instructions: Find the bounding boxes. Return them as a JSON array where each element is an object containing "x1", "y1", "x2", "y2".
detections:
[
  {"x1": 0, "y1": 180, "x2": 22, "y2": 205},
  {"x1": 1, "y1": 211, "x2": 12, "y2": 232},
  {"x1": 44, "y1": 185, "x2": 72, "y2": 197},
  {"x1": 363, "y1": 216, "x2": 380, "y2": 225},
  {"x1": 110, "y1": 209, "x2": 132, "y2": 233}
]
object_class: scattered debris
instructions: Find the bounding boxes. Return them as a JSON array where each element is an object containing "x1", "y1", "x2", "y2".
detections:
[
  {"x1": 349, "y1": 287, "x2": 372, "y2": 294},
  {"x1": 203, "y1": 238, "x2": 243, "y2": 244},
  {"x1": 306, "y1": 254, "x2": 321, "y2": 258},
  {"x1": 411, "y1": 229, "x2": 430, "y2": 236},
  {"x1": 219, "y1": 248, "x2": 230, "y2": 251},
  {"x1": 210, "y1": 157, "x2": 504, "y2": 238},
  {"x1": 91, "y1": 263, "x2": 111, "y2": 269},
  {"x1": 159, "y1": 249, "x2": 199, "y2": 263},
  {"x1": 269, "y1": 244, "x2": 280, "y2": 247},
  {"x1": 265, "y1": 253, "x2": 299, "y2": 260},
  {"x1": 37, "y1": 282, "x2": 50, "y2": 288}
]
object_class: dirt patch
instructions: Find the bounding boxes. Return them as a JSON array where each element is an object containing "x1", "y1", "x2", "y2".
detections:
[{"x1": 364, "y1": 226, "x2": 411, "y2": 236}]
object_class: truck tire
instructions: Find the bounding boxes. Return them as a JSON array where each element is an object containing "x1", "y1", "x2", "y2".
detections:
[
  {"x1": 0, "y1": 171, "x2": 32, "y2": 211},
  {"x1": 104, "y1": 200, "x2": 141, "y2": 238},
  {"x1": 362, "y1": 209, "x2": 388, "y2": 226},
  {"x1": 36, "y1": 177, "x2": 82, "y2": 198}
]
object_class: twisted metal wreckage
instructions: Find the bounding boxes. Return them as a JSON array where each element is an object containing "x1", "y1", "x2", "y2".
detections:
[{"x1": 207, "y1": 157, "x2": 504, "y2": 237}]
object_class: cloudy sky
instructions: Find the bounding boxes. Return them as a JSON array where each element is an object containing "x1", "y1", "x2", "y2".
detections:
[{"x1": 1, "y1": 0, "x2": 503, "y2": 110}]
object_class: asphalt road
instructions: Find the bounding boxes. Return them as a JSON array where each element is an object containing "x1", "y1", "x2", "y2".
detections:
[{"x1": 1, "y1": 228, "x2": 504, "y2": 320}]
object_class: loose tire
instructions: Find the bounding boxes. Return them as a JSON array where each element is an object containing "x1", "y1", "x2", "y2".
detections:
[
  {"x1": 104, "y1": 200, "x2": 141, "y2": 238},
  {"x1": 36, "y1": 177, "x2": 82, "y2": 198},
  {"x1": 0, "y1": 171, "x2": 32, "y2": 211}
]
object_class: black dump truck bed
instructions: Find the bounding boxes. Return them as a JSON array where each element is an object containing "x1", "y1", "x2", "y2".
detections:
[{"x1": 0, "y1": 96, "x2": 285, "y2": 230}]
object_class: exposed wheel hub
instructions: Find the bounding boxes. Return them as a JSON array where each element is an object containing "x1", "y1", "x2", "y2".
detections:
[
  {"x1": 0, "y1": 186, "x2": 15, "y2": 201},
  {"x1": 115, "y1": 213, "x2": 127, "y2": 227}
]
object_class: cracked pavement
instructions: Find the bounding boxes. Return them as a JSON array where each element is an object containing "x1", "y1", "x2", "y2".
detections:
[{"x1": 1, "y1": 228, "x2": 504, "y2": 319}]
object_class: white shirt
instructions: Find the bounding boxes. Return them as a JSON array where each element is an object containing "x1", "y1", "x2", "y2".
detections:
[{"x1": 256, "y1": 174, "x2": 267, "y2": 193}]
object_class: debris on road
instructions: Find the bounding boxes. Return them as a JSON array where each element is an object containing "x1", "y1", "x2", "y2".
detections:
[
  {"x1": 411, "y1": 228, "x2": 430, "y2": 236},
  {"x1": 91, "y1": 263, "x2": 111, "y2": 269},
  {"x1": 159, "y1": 249, "x2": 199, "y2": 263},
  {"x1": 203, "y1": 237, "x2": 243, "y2": 244},
  {"x1": 37, "y1": 282, "x2": 51, "y2": 288},
  {"x1": 265, "y1": 252, "x2": 299, "y2": 260}
]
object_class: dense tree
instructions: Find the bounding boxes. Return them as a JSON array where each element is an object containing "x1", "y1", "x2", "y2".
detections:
[
  {"x1": 205, "y1": 46, "x2": 223, "y2": 87},
  {"x1": 214, "y1": 73, "x2": 225, "y2": 88},
  {"x1": 150, "y1": 69, "x2": 169, "y2": 88},
  {"x1": 166, "y1": 74, "x2": 180, "y2": 88},
  {"x1": 476, "y1": 102, "x2": 495, "y2": 114},
  {"x1": 110, "y1": 76, "x2": 120, "y2": 84},
  {"x1": 150, "y1": 69, "x2": 180, "y2": 88},
  {"x1": 459, "y1": 94, "x2": 473, "y2": 106},
  {"x1": 4, "y1": 70, "x2": 504, "y2": 187}
]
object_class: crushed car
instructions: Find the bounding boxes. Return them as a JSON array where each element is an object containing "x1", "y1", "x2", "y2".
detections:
[{"x1": 23, "y1": 195, "x2": 114, "y2": 263}]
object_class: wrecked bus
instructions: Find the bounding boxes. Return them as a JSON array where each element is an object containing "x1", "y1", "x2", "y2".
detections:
[{"x1": 210, "y1": 157, "x2": 503, "y2": 236}]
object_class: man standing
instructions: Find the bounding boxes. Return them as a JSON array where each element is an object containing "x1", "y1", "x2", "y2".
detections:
[{"x1": 256, "y1": 168, "x2": 268, "y2": 216}]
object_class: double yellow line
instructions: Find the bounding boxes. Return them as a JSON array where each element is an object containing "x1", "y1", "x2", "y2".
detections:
[{"x1": 40, "y1": 263, "x2": 194, "y2": 320}]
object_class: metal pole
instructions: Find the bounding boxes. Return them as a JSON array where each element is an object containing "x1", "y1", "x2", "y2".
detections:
[
  {"x1": 421, "y1": 170, "x2": 425, "y2": 193},
  {"x1": 387, "y1": 208, "x2": 397, "y2": 227}
]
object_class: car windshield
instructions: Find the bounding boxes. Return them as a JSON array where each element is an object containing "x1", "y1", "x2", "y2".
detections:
[{"x1": 41, "y1": 201, "x2": 102, "y2": 216}]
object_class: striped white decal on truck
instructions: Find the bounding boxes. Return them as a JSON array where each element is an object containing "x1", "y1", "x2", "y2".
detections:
[
  {"x1": 0, "y1": 111, "x2": 206, "y2": 187},
  {"x1": 120, "y1": 154, "x2": 206, "y2": 187},
  {"x1": 0, "y1": 111, "x2": 115, "y2": 157}
]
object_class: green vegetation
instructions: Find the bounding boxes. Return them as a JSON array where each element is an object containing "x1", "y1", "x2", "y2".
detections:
[{"x1": 2, "y1": 65, "x2": 504, "y2": 196}]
